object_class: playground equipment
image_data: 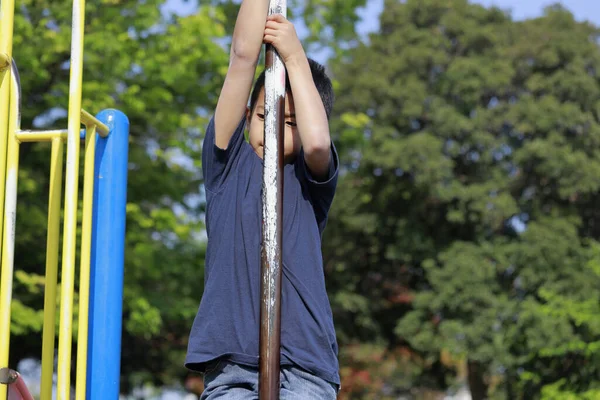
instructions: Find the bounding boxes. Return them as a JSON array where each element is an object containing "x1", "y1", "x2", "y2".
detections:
[
  {"x1": 0, "y1": 0, "x2": 129, "y2": 397},
  {"x1": 259, "y1": 1, "x2": 287, "y2": 399}
]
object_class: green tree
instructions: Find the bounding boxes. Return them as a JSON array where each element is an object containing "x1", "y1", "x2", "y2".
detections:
[{"x1": 325, "y1": 0, "x2": 600, "y2": 398}]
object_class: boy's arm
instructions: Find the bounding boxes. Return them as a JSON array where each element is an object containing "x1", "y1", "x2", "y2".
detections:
[
  {"x1": 264, "y1": 14, "x2": 332, "y2": 180},
  {"x1": 214, "y1": 0, "x2": 270, "y2": 150},
  {"x1": 286, "y1": 56, "x2": 332, "y2": 179}
]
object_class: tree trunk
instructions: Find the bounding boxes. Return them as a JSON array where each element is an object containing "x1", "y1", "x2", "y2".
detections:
[{"x1": 467, "y1": 360, "x2": 488, "y2": 400}]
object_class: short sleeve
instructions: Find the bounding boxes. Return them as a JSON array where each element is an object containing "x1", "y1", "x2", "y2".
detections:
[
  {"x1": 202, "y1": 116, "x2": 247, "y2": 193},
  {"x1": 297, "y1": 143, "x2": 340, "y2": 232}
]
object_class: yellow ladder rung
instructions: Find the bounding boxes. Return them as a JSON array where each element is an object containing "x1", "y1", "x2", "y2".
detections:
[
  {"x1": 80, "y1": 109, "x2": 109, "y2": 137},
  {"x1": 16, "y1": 128, "x2": 91, "y2": 143},
  {"x1": 16, "y1": 130, "x2": 68, "y2": 142},
  {"x1": 15, "y1": 110, "x2": 109, "y2": 143}
]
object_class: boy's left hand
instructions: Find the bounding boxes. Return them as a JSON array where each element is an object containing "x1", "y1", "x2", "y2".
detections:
[{"x1": 264, "y1": 14, "x2": 305, "y2": 65}]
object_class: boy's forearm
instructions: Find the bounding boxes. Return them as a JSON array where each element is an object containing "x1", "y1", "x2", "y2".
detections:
[
  {"x1": 214, "y1": 0, "x2": 270, "y2": 149},
  {"x1": 286, "y1": 56, "x2": 331, "y2": 172},
  {"x1": 231, "y1": 0, "x2": 271, "y2": 61}
]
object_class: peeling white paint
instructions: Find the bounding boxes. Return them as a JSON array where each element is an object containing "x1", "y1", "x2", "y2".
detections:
[{"x1": 261, "y1": 0, "x2": 287, "y2": 335}]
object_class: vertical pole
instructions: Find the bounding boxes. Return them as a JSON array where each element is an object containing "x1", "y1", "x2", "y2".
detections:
[
  {"x1": 259, "y1": 1, "x2": 286, "y2": 398},
  {"x1": 0, "y1": 60, "x2": 21, "y2": 400},
  {"x1": 75, "y1": 124, "x2": 97, "y2": 400},
  {"x1": 56, "y1": 0, "x2": 86, "y2": 395},
  {"x1": 0, "y1": 0, "x2": 16, "y2": 260},
  {"x1": 40, "y1": 137, "x2": 64, "y2": 400},
  {"x1": 86, "y1": 109, "x2": 129, "y2": 400}
]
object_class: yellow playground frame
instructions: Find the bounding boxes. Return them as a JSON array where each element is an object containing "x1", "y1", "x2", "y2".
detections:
[{"x1": 0, "y1": 0, "x2": 130, "y2": 397}]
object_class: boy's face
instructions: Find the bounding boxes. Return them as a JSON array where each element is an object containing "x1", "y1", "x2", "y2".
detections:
[{"x1": 247, "y1": 88, "x2": 301, "y2": 163}]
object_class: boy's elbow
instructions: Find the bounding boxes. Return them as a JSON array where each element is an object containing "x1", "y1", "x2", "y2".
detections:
[
  {"x1": 304, "y1": 136, "x2": 331, "y2": 159},
  {"x1": 231, "y1": 40, "x2": 258, "y2": 63},
  {"x1": 304, "y1": 141, "x2": 332, "y2": 181}
]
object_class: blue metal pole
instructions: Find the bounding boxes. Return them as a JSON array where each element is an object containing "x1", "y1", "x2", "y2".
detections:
[{"x1": 87, "y1": 109, "x2": 129, "y2": 400}]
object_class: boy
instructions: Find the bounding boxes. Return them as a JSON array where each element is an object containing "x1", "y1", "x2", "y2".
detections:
[{"x1": 185, "y1": 1, "x2": 340, "y2": 398}]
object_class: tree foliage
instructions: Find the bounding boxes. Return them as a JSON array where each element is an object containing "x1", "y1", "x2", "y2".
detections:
[{"x1": 326, "y1": 1, "x2": 600, "y2": 398}]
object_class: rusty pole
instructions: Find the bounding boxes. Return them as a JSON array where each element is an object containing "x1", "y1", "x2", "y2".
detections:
[{"x1": 259, "y1": 0, "x2": 287, "y2": 398}]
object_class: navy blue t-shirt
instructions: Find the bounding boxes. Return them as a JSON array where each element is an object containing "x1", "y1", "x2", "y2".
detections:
[{"x1": 185, "y1": 116, "x2": 340, "y2": 385}]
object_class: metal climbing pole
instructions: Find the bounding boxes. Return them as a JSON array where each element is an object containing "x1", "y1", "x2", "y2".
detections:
[{"x1": 259, "y1": 0, "x2": 287, "y2": 398}]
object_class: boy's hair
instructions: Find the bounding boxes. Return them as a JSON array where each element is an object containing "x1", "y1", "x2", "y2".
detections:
[{"x1": 249, "y1": 58, "x2": 334, "y2": 119}]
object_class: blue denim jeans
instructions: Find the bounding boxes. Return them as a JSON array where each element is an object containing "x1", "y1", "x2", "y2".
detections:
[{"x1": 201, "y1": 360, "x2": 338, "y2": 399}]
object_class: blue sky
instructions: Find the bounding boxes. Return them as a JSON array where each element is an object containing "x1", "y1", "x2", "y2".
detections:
[{"x1": 356, "y1": 0, "x2": 600, "y2": 37}]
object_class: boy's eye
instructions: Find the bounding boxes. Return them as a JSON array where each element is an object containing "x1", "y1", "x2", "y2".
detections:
[
  {"x1": 286, "y1": 120, "x2": 297, "y2": 127},
  {"x1": 257, "y1": 113, "x2": 265, "y2": 120}
]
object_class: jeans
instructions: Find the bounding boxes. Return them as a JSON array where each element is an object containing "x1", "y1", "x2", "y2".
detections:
[{"x1": 201, "y1": 360, "x2": 338, "y2": 399}]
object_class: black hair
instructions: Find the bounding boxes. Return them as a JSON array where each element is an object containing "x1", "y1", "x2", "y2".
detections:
[{"x1": 249, "y1": 58, "x2": 334, "y2": 119}]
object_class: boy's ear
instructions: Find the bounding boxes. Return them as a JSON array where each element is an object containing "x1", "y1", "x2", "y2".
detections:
[{"x1": 245, "y1": 107, "x2": 251, "y2": 124}]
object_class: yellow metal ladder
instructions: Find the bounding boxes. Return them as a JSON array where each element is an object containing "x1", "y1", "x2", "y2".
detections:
[{"x1": 0, "y1": 0, "x2": 116, "y2": 397}]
